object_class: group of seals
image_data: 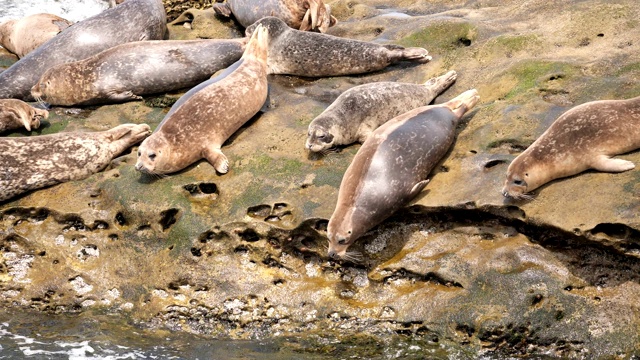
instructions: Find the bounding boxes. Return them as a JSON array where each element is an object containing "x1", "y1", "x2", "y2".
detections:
[
  {"x1": 0, "y1": 13, "x2": 72, "y2": 58},
  {"x1": 0, "y1": 99, "x2": 48, "y2": 133},
  {"x1": 135, "y1": 25, "x2": 269, "y2": 175},
  {"x1": 327, "y1": 90, "x2": 480, "y2": 259}
]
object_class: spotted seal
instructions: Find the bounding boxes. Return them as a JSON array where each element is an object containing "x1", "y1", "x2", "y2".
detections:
[
  {"x1": 306, "y1": 70, "x2": 457, "y2": 153},
  {"x1": 246, "y1": 17, "x2": 431, "y2": 77},
  {"x1": 327, "y1": 89, "x2": 480, "y2": 260},
  {"x1": 0, "y1": 124, "x2": 150, "y2": 202},
  {"x1": 31, "y1": 39, "x2": 246, "y2": 106},
  {"x1": 213, "y1": 0, "x2": 336, "y2": 33},
  {"x1": 0, "y1": 13, "x2": 72, "y2": 58},
  {"x1": 0, "y1": 0, "x2": 166, "y2": 100},
  {"x1": 135, "y1": 25, "x2": 269, "y2": 175},
  {"x1": 502, "y1": 95, "x2": 640, "y2": 199},
  {"x1": 0, "y1": 99, "x2": 48, "y2": 133}
]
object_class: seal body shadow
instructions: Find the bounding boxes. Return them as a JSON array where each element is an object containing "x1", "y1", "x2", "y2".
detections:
[
  {"x1": 327, "y1": 89, "x2": 480, "y2": 258},
  {"x1": 0, "y1": 13, "x2": 72, "y2": 58},
  {"x1": 31, "y1": 39, "x2": 246, "y2": 106},
  {"x1": 0, "y1": 0, "x2": 166, "y2": 100},
  {"x1": 0, "y1": 99, "x2": 48, "y2": 133},
  {"x1": 0, "y1": 124, "x2": 150, "y2": 202},
  {"x1": 502, "y1": 95, "x2": 640, "y2": 199}
]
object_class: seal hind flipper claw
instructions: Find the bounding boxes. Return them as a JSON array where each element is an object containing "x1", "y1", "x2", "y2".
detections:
[
  {"x1": 409, "y1": 180, "x2": 430, "y2": 198},
  {"x1": 205, "y1": 148, "x2": 229, "y2": 174},
  {"x1": 590, "y1": 155, "x2": 635, "y2": 172}
]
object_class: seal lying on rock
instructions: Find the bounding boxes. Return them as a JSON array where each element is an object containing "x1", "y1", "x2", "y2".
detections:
[
  {"x1": 213, "y1": 0, "x2": 336, "y2": 33},
  {"x1": 246, "y1": 17, "x2": 431, "y2": 77},
  {"x1": 135, "y1": 25, "x2": 269, "y2": 175},
  {"x1": 0, "y1": 124, "x2": 150, "y2": 202},
  {"x1": 0, "y1": 0, "x2": 166, "y2": 100},
  {"x1": 327, "y1": 89, "x2": 480, "y2": 260},
  {"x1": 31, "y1": 39, "x2": 247, "y2": 106},
  {"x1": 502, "y1": 95, "x2": 640, "y2": 200},
  {"x1": 306, "y1": 70, "x2": 457, "y2": 153},
  {"x1": 0, "y1": 13, "x2": 72, "y2": 58},
  {"x1": 0, "y1": 99, "x2": 47, "y2": 133}
]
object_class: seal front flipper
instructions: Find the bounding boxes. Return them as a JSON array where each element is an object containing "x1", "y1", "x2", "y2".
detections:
[
  {"x1": 590, "y1": 155, "x2": 635, "y2": 172},
  {"x1": 212, "y1": 3, "x2": 232, "y2": 17},
  {"x1": 107, "y1": 90, "x2": 143, "y2": 103},
  {"x1": 204, "y1": 147, "x2": 229, "y2": 174},
  {"x1": 409, "y1": 180, "x2": 430, "y2": 198}
]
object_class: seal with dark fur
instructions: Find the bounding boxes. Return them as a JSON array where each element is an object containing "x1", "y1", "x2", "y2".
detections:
[
  {"x1": 306, "y1": 70, "x2": 457, "y2": 153},
  {"x1": 327, "y1": 89, "x2": 480, "y2": 260},
  {"x1": 31, "y1": 39, "x2": 246, "y2": 106},
  {"x1": 0, "y1": 124, "x2": 150, "y2": 202},
  {"x1": 246, "y1": 17, "x2": 431, "y2": 77},
  {"x1": 0, "y1": 13, "x2": 72, "y2": 58},
  {"x1": 0, "y1": 0, "x2": 166, "y2": 100},
  {"x1": 502, "y1": 95, "x2": 640, "y2": 199},
  {"x1": 0, "y1": 99, "x2": 48, "y2": 133},
  {"x1": 135, "y1": 25, "x2": 269, "y2": 175}
]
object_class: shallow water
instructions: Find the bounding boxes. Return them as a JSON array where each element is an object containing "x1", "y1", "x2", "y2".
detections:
[{"x1": 0, "y1": 0, "x2": 109, "y2": 23}]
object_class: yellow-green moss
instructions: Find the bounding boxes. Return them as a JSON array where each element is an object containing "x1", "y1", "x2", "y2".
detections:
[
  {"x1": 503, "y1": 60, "x2": 578, "y2": 99},
  {"x1": 398, "y1": 21, "x2": 477, "y2": 52}
]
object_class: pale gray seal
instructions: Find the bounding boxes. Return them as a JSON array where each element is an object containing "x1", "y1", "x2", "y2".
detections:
[
  {"x1": 0, "y1": 13, "x2": 72, "y2": 58},
  {"x1": 0, "y1": 99, "x2": 48, "y2": 133},
  {"x1": 246, "y1": 17, "x2": 431, "y2": 77},
  {"x1": 135, "y1": 25, "x2": 269, "y2": 175},
  {"x1": 0, "y1": 123, "x2": 150, "y2": 202},
  {"x1": 213, "y1": 0, "x2": 336, "y2": 33},
  {"x1": 327, "y1": 89, "x2": 480, "y2": 260},
  {"x1": 31, "y1": 39, "x2": 247, "y2": 106},
  {"x1": 306, "y1": 70, "x2": 457, "y2": 153},
  {"x1": 502, "y1": 95, "x2": 640, "y2": 199},
  {"x1": 0, "y1": 0, "x2": 166, "y2": 100}
]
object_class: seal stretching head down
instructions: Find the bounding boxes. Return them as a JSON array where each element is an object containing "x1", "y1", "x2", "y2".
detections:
[
  {"x1": 502, "y1": 95, "x2": 640, "y2": 200},
  {"x1": 0, "y1": 99, "x2": 48, "y2": 133},
  {"x1": 327, "y1": 89, "x2": 480, "y2": 260}
]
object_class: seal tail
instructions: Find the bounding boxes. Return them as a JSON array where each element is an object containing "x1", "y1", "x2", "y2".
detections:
[{"x1": 384, "y1": 45, "x2": 432, "y2": 64}]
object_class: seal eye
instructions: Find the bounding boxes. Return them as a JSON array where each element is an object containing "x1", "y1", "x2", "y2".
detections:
[
  {"x1": 137, "y1": 150, "x2": 141, "y2": 157},
  {"x1": 149, "y1": 153, "x2": 156, "y2": 160},
  {"x1": 338, "y1": 239, "x2": 347, "y2": 245},
  {"x1": 513, "y1": 180, "x2": 524, "y2": 186}
]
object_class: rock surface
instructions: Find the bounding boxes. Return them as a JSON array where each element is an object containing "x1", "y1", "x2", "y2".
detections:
[{"x1": 1, "y1": 0, "x2": 639, "y2": 357}]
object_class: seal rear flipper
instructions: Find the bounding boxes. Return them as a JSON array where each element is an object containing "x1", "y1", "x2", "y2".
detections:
[
  {"x1": 204, "y1": 147, "x2": 229, "y2": 174},
  {"x1": 424, "y1": 70, "x2": 457, "y2": 94},
  {"x1": 212, "y1": 3, "x2": 232, "y2": 17},
  {"x1": 384, "y1": 45, "x2": 432, "y2": 64},
  {"x1": 409, "y1": 179, "x2": 430, "y2": 198},
  {"x1": 590, "y1": 155, "x2": 635, "y2": 172}
]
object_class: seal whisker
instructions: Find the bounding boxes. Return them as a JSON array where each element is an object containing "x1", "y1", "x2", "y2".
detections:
[{"x1": 343, "y1": 251, "x2": 363, "y2": 263}]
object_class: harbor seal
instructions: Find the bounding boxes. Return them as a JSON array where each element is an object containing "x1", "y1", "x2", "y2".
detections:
[
  {"x1": 0, "y1": 13, "x2": 72, "y2": 58},
  {"x1": 0, "y1": 99, "x2": 48, "y2": 133},
  {"x1": 213, "y1": 0, "x2": 336, "y2": 33},
  {"x1": 0, "y1": 0, "x2": 166, "y2": 100},
  {"x1": 246, "y1": 17, "x2": 431, "y2": 77},
  {"x1": 0, "y1": 123, "x2": 150, "y2": 202},
  {"x1": 306, "y1": 70, "x2": 457, "y2": 153},
  {"x1": 327, "y1": 89, "x2": 480, "y2": 260},
  {"x1": 31, "y1": 39, "x2": 246, "y2": 106},
  {"x1": 135, "y1": 25, "x2": 269, "y2": 175},
  {"x1": 502, "y1": 95, "x2": 640, "y2": 199}
]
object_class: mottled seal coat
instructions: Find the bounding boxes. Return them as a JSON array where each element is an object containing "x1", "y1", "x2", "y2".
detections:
[
  {"x1": 0, "y1": 14, "x2": 72, "y2": 58},
  {"x1": 502, "y1": 95, "x2": 640, "y2": 199},
  {"x1": 0, "y1": 124, "x2": 150, "y2": 202},
  {"x1": 214, "y1": 0, "x2": 336, "y2": 33},
  {"x1": 306, "y1": 70, "x2": 457, "y2": 153},
  {"x1": 31, "y1": 39, "x2": 247, "y2": 106},
  {"x1": 0, "y1": 0, "x2": 166, "y2": 100},
  {"x1": 0, "y1": 99, "x2": 48, "y2": 133},
  {"x1": 327, "y1": 89, "x2": 480, "y2": 259},
  {"x1": 247, "y1": 17, "x2": 431, "y2": 77},
  {"x1": 135, "y1": 25, "x2": 269, "y2": 175}
]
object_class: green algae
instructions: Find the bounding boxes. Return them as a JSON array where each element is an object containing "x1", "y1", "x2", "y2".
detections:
[
  {"x1": 502, "y1": 60, "x2": 578, "y2": 99},
  {"x1": 398, "y1": 21, "x2": 477, "y2": 52}
]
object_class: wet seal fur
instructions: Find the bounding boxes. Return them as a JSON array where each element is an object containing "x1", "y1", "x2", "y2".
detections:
[
  {"x1": 0, "y1": 0, "x2": 166, "y2": 100},
  {"x1": 0, "y1": 99, "x2": 48, "y2": 133},
  {"x1": 214, "y1": 0, "x2": 336, "y2": 33},
  {"x1": 31, "y1": 39, "x2": 247, "y2": 106},
  {"x1": 246, "y1": 17, "x2": 431, "y2": 77},
  {"x1": 306, "y1": 70, "x2": 457, "y2": 153},
  {"x1": 327, "y1": 89, "x2": 480, "y2": 260},
  {"x1": 502, "y1": 95, "x2": 640, "y2": 199},
  {"x1": 0, "y1": 123, "x2": 150, "y2": 202},
  {"x1": 135, "y1": 25, "x2": 270, "y2": 175},
  {"x1": 0, "y1": 13, "x2": 72, "y2": 58}
]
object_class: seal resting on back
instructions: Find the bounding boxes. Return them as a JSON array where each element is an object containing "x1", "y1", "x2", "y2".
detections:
[
  {"x1": 306, "y1": 70, "x2": 457, "y2": 153},
  {"x1": 502, "y1": 95, "x2": 640, "y2": 199},
  {"x1": 213, "y1": 0, "x2": 336, "y2": 33},
  {"x1": 0, "y1": 0, "x2": 166, "y2": 100},
  {"x1": 30, "y1": 39, "x2": 247, "y2": 106},
  {"x1": 0, "y1": 124, "x2": 150, "y2": 202},
  {"x1": 327, "y1": 89, "x2": 480, "y2": 260},
  {"x1": 0, "y1": 13, "x2": 72, "y2": 58},
  {"x1": 0, "y1": 99, "x2": 48, "y2": 133},
  {"x1": 135, "y1": 25, "x2": 269, "y2": 176},
  {"x1": 246, "y1": 17, "x2": 431, "y2": 77}
]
